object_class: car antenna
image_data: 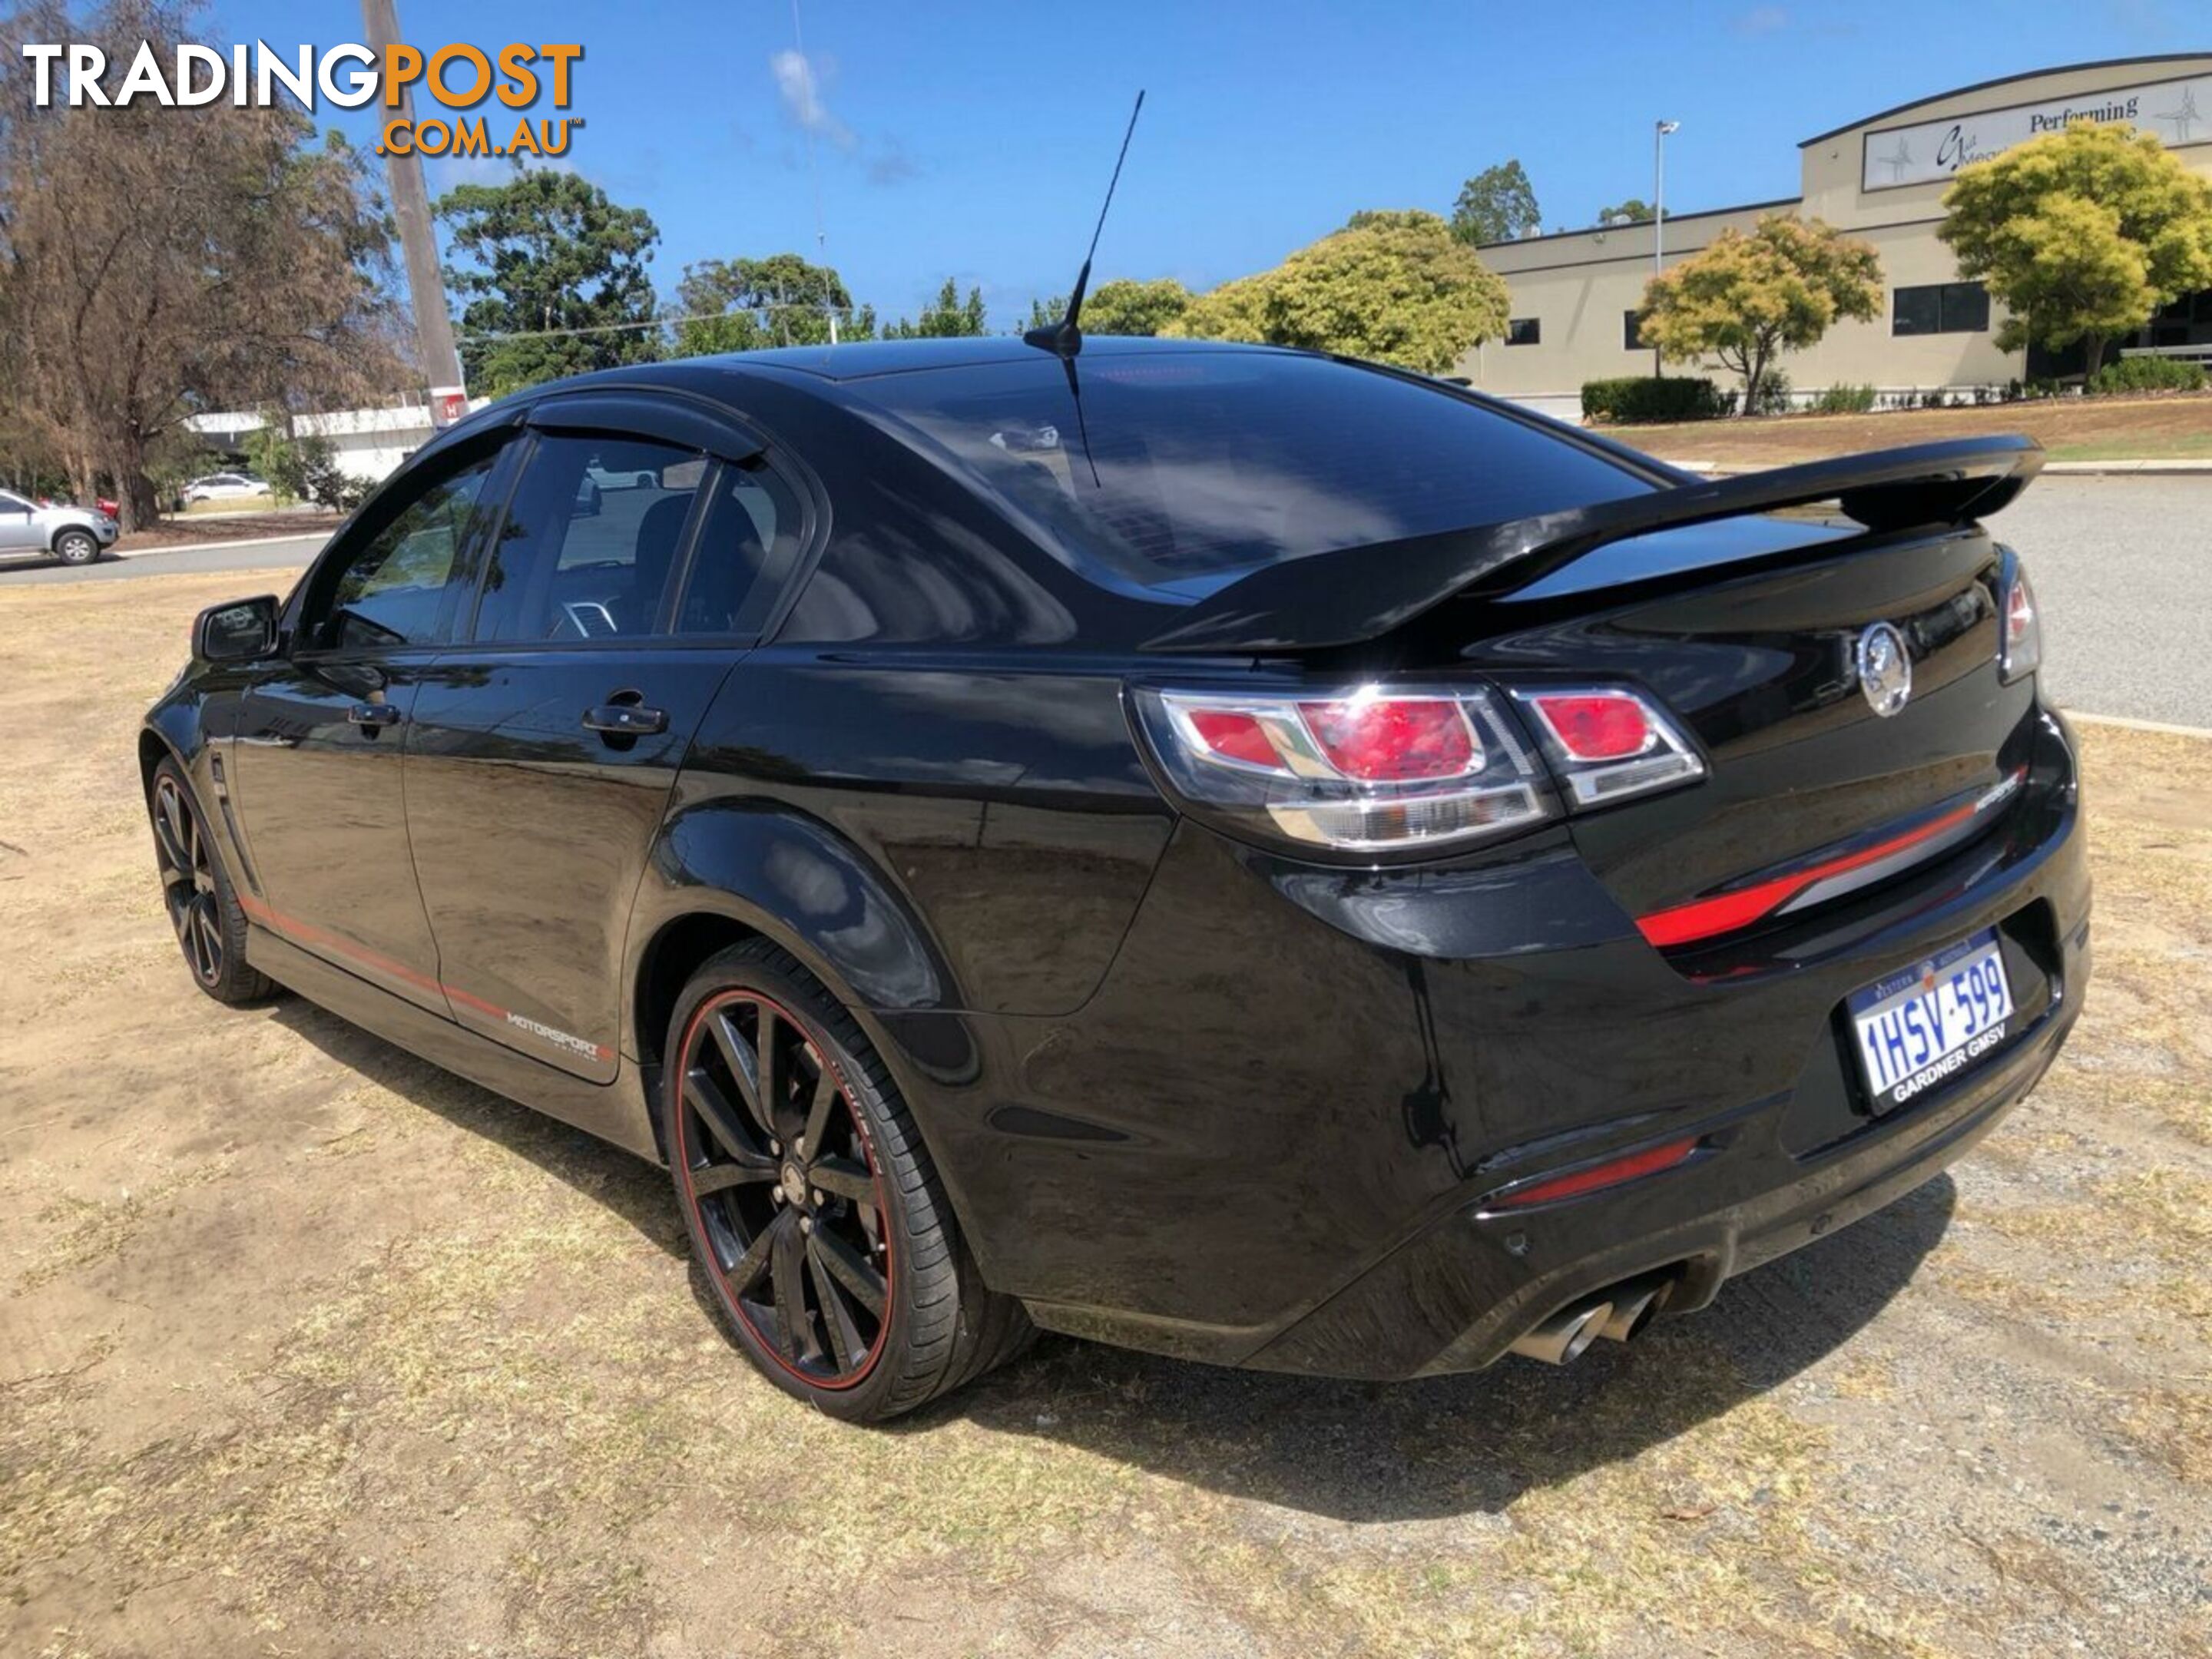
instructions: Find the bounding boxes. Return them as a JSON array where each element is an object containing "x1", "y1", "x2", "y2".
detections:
[
  {"x1": 1024, "y1": 91, "x2": 1144, "y2": 488},
  {"x1": 1023, "y1": 89, "x2": 1146, "y2": 362}
]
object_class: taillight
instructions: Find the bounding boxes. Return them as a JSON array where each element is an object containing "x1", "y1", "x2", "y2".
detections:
[
  {"x1": 1135, "y1": 684, "x2": 1548, "y2": 854},
  {"x1": 1512, "y1": 686, "x2": 1704, "y2": 807},
  {"x1": 1998, "y1": 557, "x2": 2040, "y2": 684}
]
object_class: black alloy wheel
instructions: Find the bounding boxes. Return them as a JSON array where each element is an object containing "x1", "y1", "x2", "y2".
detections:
[
  {"x1": 154, "y1": 771, "x2": 224, "y2": 987},
  {"x1": 677, "y1": 987, "x2": 893, "y2": 1386},
  {"x1": 664, "y1": 940, "x2": 1034, "y2": 1421},
  {"x1": 148, "y1": 757, "x2": 273, "y2": 1005}
]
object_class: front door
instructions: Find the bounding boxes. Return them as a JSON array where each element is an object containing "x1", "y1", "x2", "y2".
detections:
[
  {"x1": 227, "y1": 440, "x2": 511, "y2": 1015},
  {"x1": 0, "y1": 490, "x2": 43, "y2": 551},
  {"x1": 405, "y1": 426, "x2": 803, "y2": 1081}
]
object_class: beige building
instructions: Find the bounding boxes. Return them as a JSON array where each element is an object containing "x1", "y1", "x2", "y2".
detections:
[{"x1": 1459, "y1": 54, "x2": 2212, "y2": 418}]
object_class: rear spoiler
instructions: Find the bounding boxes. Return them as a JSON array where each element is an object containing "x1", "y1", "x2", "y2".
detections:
[{"x1": 1141, "y1": 435, "x2": 2044, "y2": 655}]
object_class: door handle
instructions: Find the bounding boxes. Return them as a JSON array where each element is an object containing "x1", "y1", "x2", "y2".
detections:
[
  {"x1": 582, "y1": 703, "x2": 668, "y2": 737},
  {"x1": 348, "y1": 702, "x2": 402, "y2": 730}
]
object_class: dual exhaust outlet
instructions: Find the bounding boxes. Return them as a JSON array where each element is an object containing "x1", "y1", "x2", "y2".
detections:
[{"x1": 1507, "y1": 1273, "x2": 1674, "y2": 1366}]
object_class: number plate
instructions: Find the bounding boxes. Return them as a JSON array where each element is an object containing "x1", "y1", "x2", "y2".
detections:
[{"x1": 1847, "y1": 929, "x2": 2014, "y2": 1111}]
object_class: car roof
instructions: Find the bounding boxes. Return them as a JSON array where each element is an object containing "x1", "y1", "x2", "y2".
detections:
[{"x1": 537, "y1": 333, "x2": 1305, "y2": 396}]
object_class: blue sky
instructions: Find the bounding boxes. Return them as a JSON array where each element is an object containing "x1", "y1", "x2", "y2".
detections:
[{"x1": 206, "y1": 0, "x2": 2204, "y2": 329}]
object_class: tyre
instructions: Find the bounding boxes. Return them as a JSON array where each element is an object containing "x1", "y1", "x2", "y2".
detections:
[
  {"x1": 54, "y1": 528, "x2": 98, "y2": 565},
  {"x1": 662, "y1": 939, "x2": 1033, "y2": 1422},
  {"x1": 149, "y1": 757, "x2": 275, "y2": 1005}
]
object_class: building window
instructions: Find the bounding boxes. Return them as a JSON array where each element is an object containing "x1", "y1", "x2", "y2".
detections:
[
  {"x1": 1892, "y1": 282, "x2": 1990, "y2": 336},
  {"x1": 1623, "y1": 310, "x2": 1646, "y2": 351},
  {"x1": 1505, "y1": 317, "x2": 1541, "y2": 346}
]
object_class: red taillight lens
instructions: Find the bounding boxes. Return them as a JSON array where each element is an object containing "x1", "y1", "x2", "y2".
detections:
[
  {"x1": 1489, "y1": 1136, "x2": 1700, "y2": 1210},
  {"x1": 1525, "y1": 693, "x2": 1654, "y2": 762},
  {"x1": 1998, "y1": 561, "x2": 2040, "y2": 684},
  {"x1": 1512, "y1": 685, "x2": 1704, "y2": 809},
  {"x1": 1296, "y1": 697, "x2": 1477, "y2": 782},
  {"x1": 1186, "y1": 708, "x2": 1280, "y2": 769},
  {"x1": 1141, "y1": 685, "x2": 1547, "y2": 853}
]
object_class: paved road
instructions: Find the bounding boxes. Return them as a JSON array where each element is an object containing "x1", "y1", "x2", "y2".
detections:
[
  {"x1": 1995, "y1": 477, "x2": 2211, "y2": 729},
  {"x1": 0, "y1": 534, "x2": 328, "y2": 585},
  {"x1": 1, "y1": 478, "x2": 2204, "y2": 726}
]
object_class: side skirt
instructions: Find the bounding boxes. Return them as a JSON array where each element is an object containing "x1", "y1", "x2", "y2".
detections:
[{"x1": 247, "y1": 924, "x2": 663, "y2": 1164}]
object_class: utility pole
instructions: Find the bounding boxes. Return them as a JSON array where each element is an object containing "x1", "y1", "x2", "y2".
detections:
[
  {"x1": 360, "y1": 0, "x2": 466, "y2": 418},
  {"x1": 1653, "y1": 119, "x2": 1679, "y2": 378}
]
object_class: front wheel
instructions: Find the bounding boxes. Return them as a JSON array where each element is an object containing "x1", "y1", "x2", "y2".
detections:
[
  {"x1": 54, "y1": 528, "x2": 98, "y2": 565},
  {"x1": 149, "y1": 757, "x2": 274, "y2": 1004},
  {"x1": 662, "y1": 939, "x2": 1032, "y2": 1422}
]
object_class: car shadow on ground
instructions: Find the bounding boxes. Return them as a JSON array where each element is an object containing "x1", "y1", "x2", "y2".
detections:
[
  {"x1": 267, "y1": 995, "x2": 1955, "y2": 1525},
  {"x1": 926, "y1": 1174, "x2": 1958, "y2": 1523},
  {"x1": 267, "y1": 998, "x2": 687, "y2": 1260}
]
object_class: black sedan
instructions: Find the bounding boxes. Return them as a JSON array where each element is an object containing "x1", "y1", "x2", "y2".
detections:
[{"x1": 143, "y1": 338, "x2": 2088, "y2": 1422}]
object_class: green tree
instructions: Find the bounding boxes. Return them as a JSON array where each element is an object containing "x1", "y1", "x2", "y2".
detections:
[
  {"x1": 883, "y1": 278, "x2": 988, "y2": 339},
  {"x1": 1637, "y1": 214, "x2": 1883, "y2": 415},
  {"x1": 1939, "y1": 123, "x2": 2212, "y2": 379},
  {"x1": 1596, "y1": 198, "x2": 1653, "y2": 226},
  {"x1": 1167, "y1": 211, "x2": 1508, "y2": 374},
  {"x1": 1023, "y1": 293, "x2": 1068, "y2": 333},
  {"x1": 1449, "y1": 160, "x2": 1541, "y2": 246},
  {"x1": 1070, "y1": 276, "x2": 1192, "y2": 336},
  {"x1": 0, "y1": 0, "x2": 402, "y2": 528},
  {"x1": 670, "y1": 253, "x2": 876, "y2": 355},
  {"x1": 436, "y1": 167, "x2": 662, "y2": 396}
]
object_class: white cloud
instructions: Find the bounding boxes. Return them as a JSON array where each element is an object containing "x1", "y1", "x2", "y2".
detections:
[
  {"x1": 1732, "y1": 5, "x2": 1789, "y2": 32},
  {"x1": 770, "y1": 49, "x2": 855, "y2": 151}
]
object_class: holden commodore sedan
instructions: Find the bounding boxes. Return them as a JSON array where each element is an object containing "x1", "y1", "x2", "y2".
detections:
[{"x1": 142, "y1": 338, "x2": 2087, "y2": 1422}]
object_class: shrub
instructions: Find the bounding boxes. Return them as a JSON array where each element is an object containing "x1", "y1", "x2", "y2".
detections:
[
  {"x1": 2088, "y1": 356, "x2": 2207, "y2": 395},
  {"x1": 1580, "y1": 375, "x2": 1725, "y2": 423},
  {"x1": 1750, "y1": 367, "x2": 1793, "y2": 415},
  {"x1": 1814, "y1": 382, "x2": 1877, "y2": 414}
]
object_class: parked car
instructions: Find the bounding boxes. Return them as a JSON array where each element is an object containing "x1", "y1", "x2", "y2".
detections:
[
  {"x1": 0, "y1": 487, "x2": 118, "y2": 565},
  {"x1": 142, "y1": 339, "x2": 2087, "y2": 1422},
  {"x1": 180, "y1": 472, "x2": 273, "y2": 506},
  {"x1": 586, "y1": 459, "x2": 660, "y2": 490}
]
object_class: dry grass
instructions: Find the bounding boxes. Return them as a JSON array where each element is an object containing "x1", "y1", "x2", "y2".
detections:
[{"x1": 2, "y1": 571, "x2": 2209, "y2": 1657}]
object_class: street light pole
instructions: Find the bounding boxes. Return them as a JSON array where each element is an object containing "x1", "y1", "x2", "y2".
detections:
[{"x1": 1653, "y1": 119, "x2": 1678, "y2": 376}]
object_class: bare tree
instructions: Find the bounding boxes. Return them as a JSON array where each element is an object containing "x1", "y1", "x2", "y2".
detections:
[{"x1": 0, "y1": 2, "x2": 407, "y2": 527}]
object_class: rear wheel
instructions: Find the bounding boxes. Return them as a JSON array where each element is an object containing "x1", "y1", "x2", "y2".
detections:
[
  {"x1": 662, "y1": 939, "x2": 1032, "y2": 1422},
  {"x1": 149, "y1": 757, "x2": 273, "y2": 1005},
  {"x1": 54, "y1": 528, "x2": 98, "y2": 565}
]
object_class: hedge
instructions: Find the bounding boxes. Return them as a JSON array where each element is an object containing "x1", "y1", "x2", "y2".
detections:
[
  {"x1": 2089, "y1": 356, "x2": 2207, "y2": 395},
  {"x1": 1580, "y1": 376, "x2": 1725, "y2": 423}
]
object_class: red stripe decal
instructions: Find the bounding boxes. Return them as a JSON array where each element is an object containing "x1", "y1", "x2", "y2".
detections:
[
  {"x1": 238, "y1": 893, "x2": 612, "y2": 1061},
  {"x1": 1635, "y1": 796, "x2": 1986, "y2": 949}
]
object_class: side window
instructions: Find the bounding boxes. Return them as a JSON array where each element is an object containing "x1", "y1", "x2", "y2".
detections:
[
  {"x1": 300, "y1": 450, "x2": 501, "y2": 651},
  {"x1": 470, "y1": 434, "x2": 704, "y2": 643},
  {"x1": 675, "y1": 459, "x2": 806, "y2": 635}
]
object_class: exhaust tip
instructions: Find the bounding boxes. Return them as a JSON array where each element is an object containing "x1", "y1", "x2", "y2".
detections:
[
  {"x1": 1508, "y1": 1297, "x2": 1614, "y2": 1366},
  {"x1": 1595, "y1": 1274, "x2": 1674, "y2": 1345}
]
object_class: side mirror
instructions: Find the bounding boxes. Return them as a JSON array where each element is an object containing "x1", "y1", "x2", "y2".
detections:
[{"x1": 194, "y1": 594, "x2": 280, "y2": 662}]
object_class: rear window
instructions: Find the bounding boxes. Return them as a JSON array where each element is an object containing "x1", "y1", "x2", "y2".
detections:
[{"x1": 847, "y1": 350, "x2": 1651, "y2": 591}]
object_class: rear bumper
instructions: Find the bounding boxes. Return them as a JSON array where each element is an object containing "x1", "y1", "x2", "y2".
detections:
[
  {"x1": 930, "y1": 707, "x2": 2088, "y2": 1378},
  {"x1": 1253, "y1": 921, "x2": 2084, "y2": 1377}
]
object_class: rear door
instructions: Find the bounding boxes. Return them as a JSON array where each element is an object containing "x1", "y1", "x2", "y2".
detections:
[{"x1": 404, "y1": 396, "x2": 809, "y2": 1080}]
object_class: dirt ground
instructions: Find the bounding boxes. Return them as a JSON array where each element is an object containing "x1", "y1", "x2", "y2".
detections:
[
  {"x1": 3, "y1": 569, "x2": 2209, "y2": 1659},
  {"x1": 1610, "y1": 390, "x2": 2212, "y2": 469},
  {"x1": 114, "y1": 511, "x2": 343, "y2": 554}
]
